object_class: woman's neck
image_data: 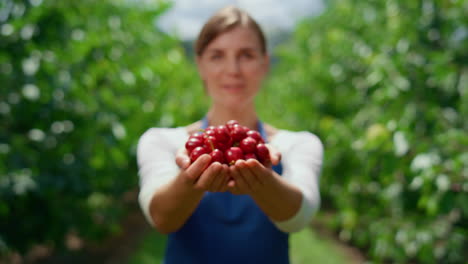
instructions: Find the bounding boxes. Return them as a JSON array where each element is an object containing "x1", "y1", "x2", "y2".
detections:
[{"x1": 206, "y1": 104, "x2": 258, "y2": 130}]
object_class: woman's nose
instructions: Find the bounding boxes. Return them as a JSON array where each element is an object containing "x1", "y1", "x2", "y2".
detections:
[{"x1": 225, "y1": 58, "x2": 241, "y2": 75}]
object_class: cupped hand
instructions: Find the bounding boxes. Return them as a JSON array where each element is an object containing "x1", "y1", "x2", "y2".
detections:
[
  {"x1": 265, "y1": 143, "x2": 281, "y2": 166},
  {"x1": 176, "y1": 143, "x2": 281, "y2": 168},
  {"x1": 175, "y1": 144, "x2": 281, "y2": 195},
  {"x1": 175, "y1": 148, "x2": 191, "y2": 169},
  {"x1": 177, "y1": 150, "x2": 230, "y2": 193},
  {"x1": 227, "y1": 158, "x2": 275, "y2": 195}
]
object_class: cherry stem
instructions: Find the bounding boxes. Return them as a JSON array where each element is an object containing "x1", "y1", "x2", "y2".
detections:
[{"x1": 209, "y1": 141, "x2": 214, "y2": 151}]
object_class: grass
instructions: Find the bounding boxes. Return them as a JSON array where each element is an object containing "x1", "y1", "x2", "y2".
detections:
[
  {"x1": 127, "y1": 227, "x2": 350, "y2": 264},
  {"x1": 126, "y1": 231, "x2": 167, "y2": 264},
  {"x1": 290, "y1": 228, "x2": 349, "y2": 264}
]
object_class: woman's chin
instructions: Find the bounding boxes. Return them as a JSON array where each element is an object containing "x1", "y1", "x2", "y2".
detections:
[{"x1": 214, "y1": 98, "x2": 251, "y2": 109}]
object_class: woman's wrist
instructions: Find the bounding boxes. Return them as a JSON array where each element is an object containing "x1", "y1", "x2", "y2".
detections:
[
  {"x1": 174, "y1": 171, "x2": 205, "y2": 197},
  {"x1": 250, "y1": 171, "x2": 302, "y2": 222}
]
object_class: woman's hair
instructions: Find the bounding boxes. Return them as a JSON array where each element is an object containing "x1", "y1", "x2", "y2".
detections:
[{"x1": 194, "y1": 6, "x2": 267, "y2": 56}]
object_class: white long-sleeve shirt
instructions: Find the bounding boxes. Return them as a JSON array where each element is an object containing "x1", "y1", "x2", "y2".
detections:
[{"x1": 137, "y1": 126, "x2": 324, "y2": 233}]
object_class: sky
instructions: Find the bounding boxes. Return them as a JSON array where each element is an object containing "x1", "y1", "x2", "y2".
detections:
[{"x1": 157, "y1": 0, "x2": 325, "y2": 41}]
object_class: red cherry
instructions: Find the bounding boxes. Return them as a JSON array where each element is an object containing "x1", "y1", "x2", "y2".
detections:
[
  {"x1": 204, "y1": 129, "x2": 216, "y2": 138},
  {"x1": 190, "y1": 146, "x2": 209, "y2": 162},
  {"x1": 185, "y1": 137, "x2": 204, "y2": 153},
  {"x1": 189, "y1": 132, "x2": 205, "y2": 141},
  {"x1": 244, "y1": 153, "x2": 257, "y2": 160},
  {"x1": 226, "y1": 120, "x2": 239, "y2": 131},
  {"x1": 184, "y1": 120, "x2": 269, "y2": 166},
  {"x1": 239, "y1": 137, "x2": 257, "y2": 154},
  {"x1": 215, "y1": 125, "x2": 230, "y2": 143},
  {"x1": 230, "y1": 124, "x2": 246, "y2": 142},
  {"x1": 256, "y1": 143, "x2": 270, "y2": 165},
  {"x1": 210, "y1": 149, "x2": 225, "y2": 164},
  {"x1": 246, "y1": 130, "x2": 264, "y2": 143},
  {"x1": 204, "y1": 136, "x2": 219, "y2": 151},
  {"x1": 225, "y1": 147, "x2": 244, "y2": 165},
  {"x1": 217, "y1": 138, "x2": 232, "y2": 151}
]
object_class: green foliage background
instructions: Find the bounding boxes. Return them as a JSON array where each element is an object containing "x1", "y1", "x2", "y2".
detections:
[
  {"x1": 1, "y1": 0, "x2": 467, "y2": 263},
  {"x1": 258, "y1": 0, "x2": 467, "y2": 263},
  {"x1": 0, "y1": 0, "x2": 206, "y2": 255}
]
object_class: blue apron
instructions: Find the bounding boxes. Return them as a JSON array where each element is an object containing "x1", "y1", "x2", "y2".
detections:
[{"x1": 164, "y1": 119, "x2": 289, "y2": 264}]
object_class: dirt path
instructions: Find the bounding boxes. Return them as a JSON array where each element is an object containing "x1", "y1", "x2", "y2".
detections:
[
  {"x1": 6, "y1": 202, "x2": 365, "y2": 264},
  {"x1": 311, "y1": 219, "x2": 367, "y2": 264},
  {"x1": 98, "y1": 210, "x2": 152, "y2": 264},
  {"x1": 1, "y1": 189, "x2": 150, "y2": 264}
]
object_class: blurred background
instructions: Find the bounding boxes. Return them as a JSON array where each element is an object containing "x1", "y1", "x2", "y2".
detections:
[{"x1": 0, "y1": 0, "x2": 467, "y2": 263}]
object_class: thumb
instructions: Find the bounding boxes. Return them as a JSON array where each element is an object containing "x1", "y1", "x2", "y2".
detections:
[
  {"x1": 175, "y1": 148, "x2": 191, "y2": 169},
  {"x1": 266, "y1": 144, "x2": 281, "y2": 165}
]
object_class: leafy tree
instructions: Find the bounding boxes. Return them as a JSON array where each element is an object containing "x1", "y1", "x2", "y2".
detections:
[
  {"x1": 258, "y1": 0, "x2": 467, "y2": 262},
  {"x1": 0, "y1": 0, "x2": 206, "y2": 256}
]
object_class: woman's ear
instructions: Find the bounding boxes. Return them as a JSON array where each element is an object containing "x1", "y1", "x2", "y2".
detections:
[
  {"x1": 196, "y1": 55, "x2": 206, "y2": 81},
  {"x1": 196, "y1": 55, "x2": 208, "y2": 94}
]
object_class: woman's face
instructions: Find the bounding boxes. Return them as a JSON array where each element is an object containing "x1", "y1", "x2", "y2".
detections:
[{"x1": 196, "y1": 26, "x2": 269, "y2": 108}]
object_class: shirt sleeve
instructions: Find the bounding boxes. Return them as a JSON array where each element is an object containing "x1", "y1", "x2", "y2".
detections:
[
  {"x1": 137, "y1": 128, "x2": 185, "y2": 226},
  {"x1": 271, "y1": 131, "x2": 324, "y2": 233}
]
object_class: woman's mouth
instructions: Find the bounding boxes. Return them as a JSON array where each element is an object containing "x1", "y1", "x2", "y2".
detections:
[{"x1": 222, "y1": 84, "x2": 245, "y2": 92}]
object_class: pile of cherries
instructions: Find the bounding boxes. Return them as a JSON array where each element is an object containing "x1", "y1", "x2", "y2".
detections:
[{"x1": 185, "y1": 120, "x2": 270, "y2": 166}]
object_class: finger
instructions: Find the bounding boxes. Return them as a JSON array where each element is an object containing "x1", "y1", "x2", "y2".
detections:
[
  {"x1": 175, "y1": 148, "x2": 190, "y2": 169},
  {"x1": 231, "y1": 160, "x2": 252, "y2": 193},
  {"x1": 209, "y1": 163, "x2": 226, "y2": 192},
  {"x1": 265, "y1": 144, "x2": 281, "y2": 166},
  {"x1": 184, "y1": 154, "x2": 211, "y2": 182},
  {"x1": 218, "y1": 165, "x2": 231, "y2": 192},
  {"x1": 227, "y1": 178, "x2": 242, "y2": 195},
  {"x1": 216, "y1": 166, "x2": 229, "y2": 190},
  {"x1": 237, "y1": 159, "x2": 262, "y2": 191},
  {"x1": 245, "y1": 159, "x2": 268, "y2": 185},
  {"x1": 195, "y1": 162, "x2": 222, "y2": 191},
  {"x1": 227, "y1": 178, "x2": 236, "y2": 188},
  {"x1": 219, "y1": 178, "x2": 229, "y2": 192},
  {"x1": 226, "y1": 168, "x2": 238, "y2": 189}
]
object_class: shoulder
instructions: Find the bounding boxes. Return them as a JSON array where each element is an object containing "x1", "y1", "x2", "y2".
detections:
[
  {"x1": 139, "y1": 126, "x2": 187, "y2": 142},
  {"x1": 137, "y1": 127, "x2": 189, "y2": 153},
  {"x1": 263, "y1": 123, "x2": 279, "y2": 141},
  {"x1": 185, "y1": 121, "x2": 203, "y2": 135},
  {"x1": 138, "y1": 120, "x2": 203, "y2": 148},
  {"x1": 270, "y1": 128, "x2": 324, "y2": 155}
]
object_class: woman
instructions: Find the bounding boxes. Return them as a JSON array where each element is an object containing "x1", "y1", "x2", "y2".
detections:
[{"x1": 137, "y1": 6, "x2": 323, "y2": 264}]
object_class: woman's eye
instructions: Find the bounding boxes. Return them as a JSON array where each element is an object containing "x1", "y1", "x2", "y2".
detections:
[
  {"x1": 210, "y1": 54, "x2": 222, "y2": 60},
  {"x1": 241, "y1": 53, "x2": 253, "y2": 58}
]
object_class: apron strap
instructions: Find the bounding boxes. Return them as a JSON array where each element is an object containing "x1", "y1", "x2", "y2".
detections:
[{"x1": 201, "y1": 116, "x2": 209, "y2": 130}]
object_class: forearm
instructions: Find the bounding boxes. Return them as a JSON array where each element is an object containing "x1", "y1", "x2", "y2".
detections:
[
  {"x1": 250, "y1": 172, "x2": 303, "y2": 222},
  {"x1": 149, "y1": 174, "x2": 204, "y2": 234}
]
